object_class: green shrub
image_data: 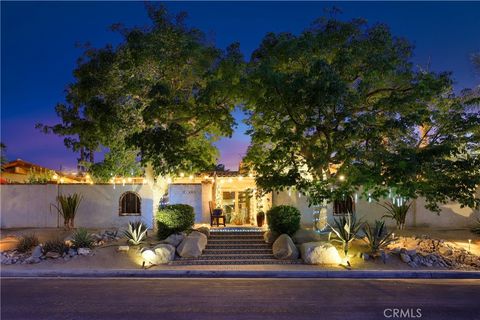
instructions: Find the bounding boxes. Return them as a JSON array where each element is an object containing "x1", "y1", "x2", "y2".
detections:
[
  {"x1": 156, "y1": 204, "x2": 195, "y2": 240},
  {"x1": 72, "y1": 228, "x2": 94, "y2": 249},
  {"x1": 43, "y1": 238, "x2": 69, "y2": 255},
  {"x1": 16, "y1": 234, "x2": 39, "y2": 253},
  {"x1": 123, "y1": 220, "x2": 148, "y2": 245},
  {"x1": 267, "y1": 205, "x2": 301, "y2": 236}
]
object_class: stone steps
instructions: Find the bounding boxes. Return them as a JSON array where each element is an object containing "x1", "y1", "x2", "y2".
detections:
[{"x1": 170, "y1": 228, "x2": 304, "y2": 265}]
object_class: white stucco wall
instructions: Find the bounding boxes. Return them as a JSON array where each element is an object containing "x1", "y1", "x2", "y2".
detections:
[
  {"x1": 273, "y1": 190, "x2": 480, "y2": 229},
  {"x1": 168, "y1": 184, "x2": 205, "y2": 223},
  {"x1": 1, "y1": 184, "x2": 155, "y2": 229}
]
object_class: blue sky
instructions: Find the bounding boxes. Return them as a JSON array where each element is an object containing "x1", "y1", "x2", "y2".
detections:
[{"x1": 1, "y1": 1, "x2": 479, "y2": 171}]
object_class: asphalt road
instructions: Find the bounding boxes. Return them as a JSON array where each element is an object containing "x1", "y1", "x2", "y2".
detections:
[{"x1": 1, "y1": 278, "x2": 479, "y2": 320}]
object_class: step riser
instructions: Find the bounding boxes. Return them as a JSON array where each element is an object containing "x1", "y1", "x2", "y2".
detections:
[
  {"x1": 178, "y1": 255, "x2": 275, "y2": 261},
  {"x1": 203, "y1": 250, "x2": 272, "y2": 255},
  {"x1": 170, "y1": 260, "x2": 303, "y2": 265}
]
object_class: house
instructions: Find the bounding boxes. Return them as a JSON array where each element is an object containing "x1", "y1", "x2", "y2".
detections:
[
  {"x1": 0, "y1": 167, "x2": 478, "y2": 230},
  {"x1": 1, "y1": 159, "x2": 83, "y2": 184}
]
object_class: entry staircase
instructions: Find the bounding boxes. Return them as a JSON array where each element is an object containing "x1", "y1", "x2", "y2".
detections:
[{"x1": 170, "y1": 228, "x2": 304, "y2": 265}]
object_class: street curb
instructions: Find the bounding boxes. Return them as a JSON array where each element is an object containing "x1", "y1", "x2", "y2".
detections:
[{"x1": 2, "y1": 269, "x2": 480, "y2": 279}]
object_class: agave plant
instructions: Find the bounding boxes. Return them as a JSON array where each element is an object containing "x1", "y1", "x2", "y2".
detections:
[
  {"x1": 328, "y1": 213, "x2": 363, "y2": 263},
  {"x1": 52, "y1": 193, "x2": 83, "y2": 230},
  {"x1": 379, "y1": 200, "x2": 411, "y2": 230},
  {"x1": 471, "y1": 218, "x2": 480, "y2": 235},
  {"x1": 363, "y1": 220, "x2": 394, "y2": 257},
  {"x1": 123, "y1": 220, "x2": 148, "y2": 245}
]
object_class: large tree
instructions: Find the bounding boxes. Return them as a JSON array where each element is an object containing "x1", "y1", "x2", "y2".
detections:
[
  {"x1": 39, "y1": 4, "x2": 244, "y2": 182},
  {"x1": 243, "y1": 17, "x2": 480, "y2": 212}
]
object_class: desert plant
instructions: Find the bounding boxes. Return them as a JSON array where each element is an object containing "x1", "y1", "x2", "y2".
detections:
[
  {"x1": 16, "y1": 234, "x2": 39, "y2": 253},
  {"x1": 52, "y1": 193, "x2": 83, "y2": 230},
  {"x1": 72, "y1": 228, "x2": 94, "y2": 249},
  {"x1": 267, "y1": 205, "x2": 301, "y2": 236},
  {"x1": 42, "y1": 238, "x2": 69, "y2": 255},
  {"x1": 471, "y1": 218, "x2": 480, "y2": 235},
  {"x1": 123, "y1": 220, "x2": 148, "y2": 245},
  {"x1": 328, "y1": 213, "x2": 363, "y2": 262},
  {"x1": 363, "y1": 220, "x2": 394, "y2": 257},
  {"x1": 156, "y1": 204, "x2": 195, "y2": 240},
  {"x1": 379, "y1": 200, "x2": 411, "y2": 230}
]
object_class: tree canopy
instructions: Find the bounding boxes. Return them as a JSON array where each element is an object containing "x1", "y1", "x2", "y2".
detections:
[
  {"x1": 39, "y1": 4, "x2": 243, "y2": 181},
  {"x1": 242, "y1": 17, "x2": 480, "y2": 211}
]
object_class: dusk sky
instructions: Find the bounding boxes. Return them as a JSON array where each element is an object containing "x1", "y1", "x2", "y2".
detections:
[{"x1": 2, "y1": 1, "x2": 479, "y2": 171}]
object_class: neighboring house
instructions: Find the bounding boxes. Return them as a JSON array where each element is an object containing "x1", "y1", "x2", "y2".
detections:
[{"x1": 1, "y1": 159, "x2": 82, "y2": 184}]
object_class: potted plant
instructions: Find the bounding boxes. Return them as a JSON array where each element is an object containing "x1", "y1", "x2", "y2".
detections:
[{"x1": 256, "y1": 211, "x2": 265, "y2": 227}]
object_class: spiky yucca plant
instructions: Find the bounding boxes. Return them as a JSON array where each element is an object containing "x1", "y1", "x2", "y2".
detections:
[
  {"x1": 42, "y1": 238, "x2": 69, "y2": 255},
  {"x1": 123, "y1": 220, "x2": 148, "y2": 245},
  {"x1": 53, "y1": 193, "x2": 83, "y2": 230},
  {"x1": 328, "y1": 213, "x2": 363, "y2": 262},
  {"x1": 72, "y1": 228, "x2": 94, "y2": 249},
  {"x1": 16, "y1": 234, "x2": 39, "y2": 253},
  {"x1": 363, "y1": 220, "x2": 394, "y2": 257},
  {"x1": 379, "y1": 201, "x2": 411, "y2": 230}
]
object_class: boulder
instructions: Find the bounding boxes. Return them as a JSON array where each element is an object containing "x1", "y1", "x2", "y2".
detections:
[
  {"x1": 292, "y1": 229, "x2": 324, "y2": 244},
  {"x1": 196, "y1": 227, "x2": 210, "y2": 238},
  {"x1": 263, "y1": 230, "x2": 279, "y2": 244},
  {"x1": 272, "y1": 234, "x2": 299, "y2": 260},
  {"x1": 160, "y1": 233, "x2": 185, "y2": 247},
  {"x1": 153, "y1": 244, "x2": 176, "y2": 264},
  {"x1": 300, "y1": 242, "x2": 342, "y2": 265},
  {"x1": 177, "y1": 232, "x2": 207, "y2": 258},
  {"x1": 141, "y1": 248, "x2": 157, "y2": 265}
]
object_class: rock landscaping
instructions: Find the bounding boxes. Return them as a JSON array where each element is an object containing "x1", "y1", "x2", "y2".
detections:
[
  {"x1": 0, "y1": 243, "x2": 93, "y2": 265},
  {"x1": 388, "y1": 236, "x2": 480, "y2": 270}
]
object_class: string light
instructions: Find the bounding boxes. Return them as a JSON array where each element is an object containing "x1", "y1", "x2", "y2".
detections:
[
  {"x1": 338, "y1": 175, "x2": 345, "y2": 181},
  {"x1": 189, "y1": 175, "x2": 194, "y2": 180},
  {"x1": 180, "y1": 172, "x2": 185, "y2": 178}
]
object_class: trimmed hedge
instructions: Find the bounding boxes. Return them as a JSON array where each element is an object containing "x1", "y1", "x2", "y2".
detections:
[
  {"x1": 267, "y1": 205, "x2": 301, "y2": 236},
  {"x1": 156, "y1": 204, "x2": 195, "y2": 240}
]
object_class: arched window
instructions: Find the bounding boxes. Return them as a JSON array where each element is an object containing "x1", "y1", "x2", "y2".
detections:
[
  {"x1": 333, "y1": 196, "x2": 355, "y2": 216},
  {"x1": 119, "y1": 192, "x2": 141, "y2": 216}
]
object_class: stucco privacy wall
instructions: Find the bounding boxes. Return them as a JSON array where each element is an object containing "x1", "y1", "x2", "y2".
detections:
[
  {"x1": 1, "y1": 184, "x2": 155, "y2": 229},
  {"x1": 273, "y1": 190, "x2": 480, "y2": 229},
  {"x1": 168, "y1": 184, "x2": 205, "y2": 223}
]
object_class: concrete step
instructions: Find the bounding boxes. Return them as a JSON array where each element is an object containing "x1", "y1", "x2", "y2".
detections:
[
  {"x1": 170, "y1": 259, "x2": 304, "y2": 265},
  {"x1": 207, "y1": 239, "x2": 266, "y2": 244},
  {"x1": 177, "y1": 254, "x2": 275, "y2": 261},
  {"x1": 205, "y1": 243, "x2": 271, "y2": 249},
  {"x1": 203, "y1": 249, "x2": 273, "y2": 255}
]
